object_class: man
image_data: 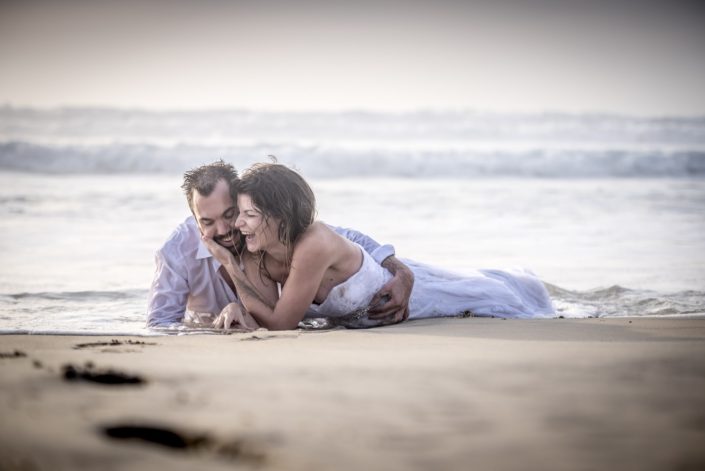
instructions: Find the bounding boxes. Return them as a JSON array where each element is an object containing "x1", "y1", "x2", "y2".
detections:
[{"x1": 147, "y1": 160, "x2": 414, "y2": 329}]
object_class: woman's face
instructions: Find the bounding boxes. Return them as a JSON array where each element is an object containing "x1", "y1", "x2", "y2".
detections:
[{"x1": 235, "y1": 193, "x2": 279, "y2": 252}]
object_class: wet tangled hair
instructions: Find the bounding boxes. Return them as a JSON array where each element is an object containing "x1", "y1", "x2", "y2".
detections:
[
  {"x1": 237, "y1": 162, "x2": 316, "y2": 247},
  {"x1": 181, "y1": 160, "x2": 239, "y2": 211}
]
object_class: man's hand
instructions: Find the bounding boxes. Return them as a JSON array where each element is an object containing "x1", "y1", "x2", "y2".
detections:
[
  {"x1": 212, "y1": 302, "x2": 261, "y2": 331},
  {"x1": 368, "y1": 256, "x2": 414, "y2": 323}
]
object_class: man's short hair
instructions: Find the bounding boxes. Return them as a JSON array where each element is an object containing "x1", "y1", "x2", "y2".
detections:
[{"x1": 181, "y1": 160, "x2": 238, "y2": 210}]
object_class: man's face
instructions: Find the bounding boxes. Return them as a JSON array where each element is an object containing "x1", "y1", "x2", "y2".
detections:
[{"x1": 192, "y1": 179, "x2": 238, "y2": 248}]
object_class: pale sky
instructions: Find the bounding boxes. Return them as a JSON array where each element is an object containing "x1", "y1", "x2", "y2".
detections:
[{"x1": 1, "y1": 0, "x2": 704, "y2": 115}]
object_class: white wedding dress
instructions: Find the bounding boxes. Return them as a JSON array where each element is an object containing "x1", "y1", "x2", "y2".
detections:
[{"x1": 305, "y1": 245, "x2": 556, "y2": 328}]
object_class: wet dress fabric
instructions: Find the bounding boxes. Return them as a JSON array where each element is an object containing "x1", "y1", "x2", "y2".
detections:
[{"x1": 305, "y1": 245, "x2": 555, "y2": 328}]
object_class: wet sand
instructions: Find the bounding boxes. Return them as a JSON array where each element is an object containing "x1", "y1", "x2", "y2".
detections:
[{"x1": 1, "y1": 317, "x2": 705, "y2": 471}]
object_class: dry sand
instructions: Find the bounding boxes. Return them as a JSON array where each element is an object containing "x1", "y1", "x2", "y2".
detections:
[{"x1": 1, "y1": 317, "x2": 705, "y2": 471}]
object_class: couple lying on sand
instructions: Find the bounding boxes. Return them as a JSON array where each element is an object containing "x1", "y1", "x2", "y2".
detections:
[{"x1": 147, "y1": 160, "x2": 555, "y2": 330}]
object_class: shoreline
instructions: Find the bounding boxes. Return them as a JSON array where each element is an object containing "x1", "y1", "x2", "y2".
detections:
[
  {"x1": 3, "y1": 313, "x2": 705, "y2": 337},
  {"x1": 2, "y1": 317, "x2": 705, "y2": 470}
]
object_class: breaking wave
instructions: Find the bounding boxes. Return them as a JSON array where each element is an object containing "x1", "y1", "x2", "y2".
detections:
[
  {"x1": 1, "y1": 141, "x2": 704, "y2": 178},
  {"x1": 548, "y1": 284, "x2": 705, "y2": 318},
  {"x1": 1, "y1": 107, "x2": 704, "y2": 178}
]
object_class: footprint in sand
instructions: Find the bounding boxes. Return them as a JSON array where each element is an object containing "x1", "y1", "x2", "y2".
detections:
[{"x1": 102, "y1": 423, "x2": 266, "y2": 464}]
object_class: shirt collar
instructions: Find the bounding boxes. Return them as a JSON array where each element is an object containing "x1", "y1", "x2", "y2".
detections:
[
  {"x1": 196, "y1": 239, "x2": 215, "y2": 261},
  {"x1": 191, "y1": 217, "x2": 224, "y2": 268},
  {"x1": 196, "y1": 241, "x2": 224, "y2": 270}
]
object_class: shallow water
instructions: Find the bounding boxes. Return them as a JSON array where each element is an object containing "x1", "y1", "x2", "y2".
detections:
[
  {"x1": 0, "y1": 173, "x2": 703, "y2": 335},
  {"x1": 1, "y1": 108, "x2": 704, "y2": 333}
]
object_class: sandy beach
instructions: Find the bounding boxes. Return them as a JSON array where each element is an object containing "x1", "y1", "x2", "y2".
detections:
[{"x1": 2, "y1": 317, "x2": 705, "y2": 471}]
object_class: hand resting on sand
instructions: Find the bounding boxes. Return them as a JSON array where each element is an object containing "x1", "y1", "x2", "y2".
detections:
[{"x1": 212, "y1": 302, "x2": 260, "y2": 330}]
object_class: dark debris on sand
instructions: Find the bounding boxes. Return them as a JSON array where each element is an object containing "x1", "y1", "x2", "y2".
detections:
[
  {"x1": 73, "y1": 339, "x2": 157, "y2": 350},
  {"x1": 62, "y1": 362, "x2": 146, "y2": 385},
  {"x1": 0, "y1": 350, "x2": 27, "y2": 358}
]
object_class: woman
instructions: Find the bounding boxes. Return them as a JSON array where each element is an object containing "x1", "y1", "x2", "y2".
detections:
[{"x1": 203, "y1": 163, "x2": 555, "y2": 330}]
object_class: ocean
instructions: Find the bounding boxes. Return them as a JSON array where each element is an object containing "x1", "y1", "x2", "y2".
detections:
[{"x1": 1, "y1": 107, "x2": 704, "y2": 334}]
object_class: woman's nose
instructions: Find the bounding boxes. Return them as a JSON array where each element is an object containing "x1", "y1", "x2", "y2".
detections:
[{"x1": 234, "y1": 214, "x2": 245, "y2": 229}]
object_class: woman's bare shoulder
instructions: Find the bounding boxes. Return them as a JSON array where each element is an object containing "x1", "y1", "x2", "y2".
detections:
[
  {"x1": 299, "y1": 221, "x2": 337, "y2": 241},
  {"x1": 294, "y1": 222, "x2": 338, "y2": 255}
]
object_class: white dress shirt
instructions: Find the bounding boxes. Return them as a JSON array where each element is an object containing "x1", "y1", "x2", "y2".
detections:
[{"x1": 147, "y1": 216, "x2": 395, "y2": 327}]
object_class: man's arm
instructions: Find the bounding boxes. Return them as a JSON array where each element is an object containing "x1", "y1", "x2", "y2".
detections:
[
  {"x1": 147, "y1": 250, "x2": 189, "y2": 327},
  {"x1": 332, "y1": 225, "x2": 413, "y2": 323},
  {"x1": 368, "y1": 256, "x2": 414, "y2": 322}
]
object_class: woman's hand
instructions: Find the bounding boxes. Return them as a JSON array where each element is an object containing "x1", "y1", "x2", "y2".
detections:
[
  {"x1": 201, "y1": 235, "x2": 238, "y2": 269},
  {"x1": 212, "y1": 302, "x2": 261, "y2": 331}
]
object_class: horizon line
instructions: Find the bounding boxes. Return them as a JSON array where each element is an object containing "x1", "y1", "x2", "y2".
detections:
[{"x1": 2, "y1": 103, "x2": 704, "y2": 120}]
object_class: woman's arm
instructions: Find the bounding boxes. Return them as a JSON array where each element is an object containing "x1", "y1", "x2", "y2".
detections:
[
  {"x1": 262, "y1": 235, "x2": 338, "y2": 329},
  {"x1": 200, "y1": 237, "x2": 280, "y2": 326},
  {"x1": 202, "y1": 231, "x2": 337, "y2": 330}
]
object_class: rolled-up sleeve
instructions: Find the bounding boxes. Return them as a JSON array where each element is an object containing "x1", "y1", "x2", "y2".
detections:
[
  {"x1": 147, "y1": 249, "x2": 189, "y2": 327},
  {"x1": 370, "y1": 244, "x2": 395, "y2": 265}
]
